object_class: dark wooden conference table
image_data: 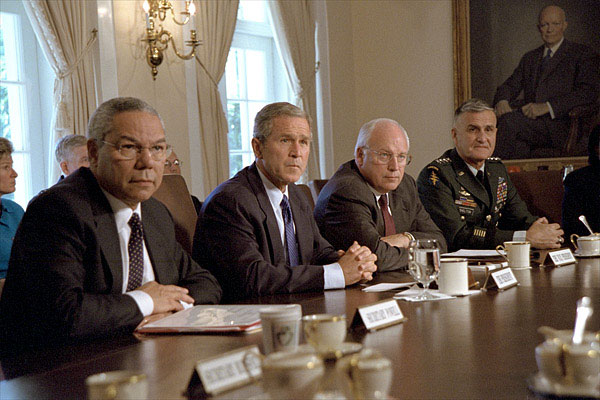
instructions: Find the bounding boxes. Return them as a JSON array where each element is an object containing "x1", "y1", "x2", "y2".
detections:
[{"x1": 1, "y1": 259, "x2": 599, "y2": 399}]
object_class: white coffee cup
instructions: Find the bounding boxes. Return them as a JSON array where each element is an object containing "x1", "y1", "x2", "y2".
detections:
[
  {"x1": 260, "y1": 351, "x2": 324, "y2": 399},
  {"x1": 437, "y1": 258, "x2": 469, "y2": 295},
  {"x1": 302, "y1": 314, "x2": 346, "y2": 355},
  {"x1": 260, "y1": 304, "x2": 302, "y2": 354},
  {"x1": 336, "y1": 349, "x2": 392, "y2": 400},
  {"x1": 535, "y1": 341, "x2": 564, "y2": 382},
  {"x1": 496, "y1": 241, "x2": 531, "y2": 269},
  {"x1": 570, "y1": 234, "x2": 600, "y2": 256},
  {"x1": 86, "y1": 371, "x2": 147, "y2": 400},
  {"x1": 563, "y1": 343, "x2": 600, "y2": 387}
]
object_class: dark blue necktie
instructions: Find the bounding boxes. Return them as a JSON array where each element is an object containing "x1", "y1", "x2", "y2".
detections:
[
  {"x1": 540, "y1": 49, "x2": 552, "y2": 73},
  {"x1": 126, "y1": 212, "x2": 144, "y2": 291},
  {"x1": 280, "y1": 195, "x2": 299, "y2": 266}
]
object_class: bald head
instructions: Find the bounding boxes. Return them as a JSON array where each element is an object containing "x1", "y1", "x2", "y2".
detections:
[{"x1": 538, "y1": 5, "x2": 567, "y2": 47}]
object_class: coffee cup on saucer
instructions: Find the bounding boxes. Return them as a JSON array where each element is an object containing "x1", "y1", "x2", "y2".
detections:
[
  {"x1": 563, "y1": 342, "x2": 600, "y2": 387},
  {"x1": 336, "y1": 348, "x2": 392, "y2": 400},
  {"x1": 535, "y1": 341, "x2": 564, "y2": 382},
  {"x1": 570, "y1": 234, "x2": 600, "y2": 256},
  {"x1": 496, "y1": 241, "x2": 531, "y2": 269},
  {"x1": 437, "y1": 258, "x2": 469, "y2": 295},
  {"x1": 245, "y1": 350, "x2": 324, "y2": 399},
  {"x1": 259, "y1": 304, "x2": 302, "y2": 354},
  {"x1": 302, "y1": 314, "x2": 346, "y2": 355}
]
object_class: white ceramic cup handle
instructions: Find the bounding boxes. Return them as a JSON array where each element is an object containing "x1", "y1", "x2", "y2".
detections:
[{"x1": 495, "y1": 245, "x2": 509, "y2": 262}]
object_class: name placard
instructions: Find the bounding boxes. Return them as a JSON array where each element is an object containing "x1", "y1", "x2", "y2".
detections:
[
  {"x1": 482, "y1": 267, "x2": 519, "y2": 291},
  {"x1": 351, "y1": 298, "x2": 406, "y2": 331},
  {"x1": 186, "y1": 345, "x2": 261, "y2": 397},
  {"x1": 544, "y1": 248, "x2": 576, "y2": 267}
]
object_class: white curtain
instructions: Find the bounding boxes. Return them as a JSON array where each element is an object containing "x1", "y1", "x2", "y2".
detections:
[
  {"x1": 267, "y1": 0, "x2": 321, "y2": 180},
  {"x1": 23, "y1": 0, "x2": 97, "y2": 185},
  {"x1": 193, "y1": 1, "x2": 239, "y2": 193}
]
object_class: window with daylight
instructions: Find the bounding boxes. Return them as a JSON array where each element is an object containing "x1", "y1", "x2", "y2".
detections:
[
  {"x1": 1, "y1": 1, "x2": 53, "y2": 208},
  {"x1": 221, "y1": 0, "x2": 292, "y2": 177}
]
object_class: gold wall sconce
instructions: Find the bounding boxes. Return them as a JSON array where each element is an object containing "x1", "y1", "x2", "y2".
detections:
[{"x1": 142, "y1": 0, "x2": 201, "y2": 80}]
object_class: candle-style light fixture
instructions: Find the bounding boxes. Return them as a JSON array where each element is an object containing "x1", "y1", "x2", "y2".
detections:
[{"x1": 142, "y1": 0, "x2": 201, "y2": 80}]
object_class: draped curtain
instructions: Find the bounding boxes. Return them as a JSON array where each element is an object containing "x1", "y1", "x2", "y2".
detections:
[
  {"x1": 23, "y1": 0, "x2": 97, "y2": 185},
  {"x1": 193, "y1": 1, "x2": 239, "y2": 194},
  {"x1": 267, "y1": 0, "x2": 321, "y2": 180}
]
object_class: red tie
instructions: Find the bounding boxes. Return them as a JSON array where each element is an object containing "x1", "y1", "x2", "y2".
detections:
[{"x1": 378, "y1": 194, "x2": 396, "y2": 237}]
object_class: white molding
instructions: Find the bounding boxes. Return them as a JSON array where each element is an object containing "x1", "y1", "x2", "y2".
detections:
[
  {"x1": 96, "y1": 0, "x2": 118, "y2": 100},
  {"x1": 314, "y1": 0, "x2": 334, "y2": 178}
]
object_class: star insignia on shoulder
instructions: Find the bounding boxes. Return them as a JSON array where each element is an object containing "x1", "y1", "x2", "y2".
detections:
[
  {"x1": 434, "y1": 157, "x2": 451, "y2": 165},
  {"x1": 486, "y1": 156, "x2": 502, "y2": 162}
]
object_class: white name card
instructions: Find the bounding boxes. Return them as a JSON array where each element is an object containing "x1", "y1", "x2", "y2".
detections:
[
  {"x1": 546, "y1": 248, "x2": 576, "y2": 266},
  {"x1": 188, "y1": 345, "x2": 261, "y2": 396},
  {"x1": 483, "y1": 267, "x2": 518, "y2": 291},
  {"x1": 351, "y1": 299, "x2": 406, "y2": 331}
]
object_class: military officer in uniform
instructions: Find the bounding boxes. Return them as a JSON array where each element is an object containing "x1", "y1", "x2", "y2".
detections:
[{"x1": 417, "y1": 98, "x2": 564, "y2": 251}]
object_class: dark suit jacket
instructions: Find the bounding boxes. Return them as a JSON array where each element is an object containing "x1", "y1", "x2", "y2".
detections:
[
  {"x1": 562, "y1": 165, "x2": 600, "y2": 238},
  {"x1": 314, "y1": 161, "x2": 446, "y2": 271},
  {"x1": 493, "y1": 40, "x2": 599, "y2": 118},
  {"x1": 193, "y1": 163, "x2": 339, "y2": 301},
  {"x1": 417, "y1": 149, "x2": 537, "y2": 252},
  {"x1": 0, "y1": 168, "x2": 221, "y2": 347}
]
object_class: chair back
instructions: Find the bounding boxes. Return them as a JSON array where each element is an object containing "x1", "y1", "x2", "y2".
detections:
[
  {"x1": 152, "y1": 174, "x2": 198, "y2": 254},
  {"x1": 508, "y1": 170, "x2": 564, "y2": 224},
  {"x1": 308, "y1": 179, "x2": 329, "y2": 203},
  {"x1": 296, "y1": 184, "x2": 315, "y2": 210}
]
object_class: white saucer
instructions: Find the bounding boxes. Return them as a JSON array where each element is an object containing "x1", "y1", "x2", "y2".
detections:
[
  {"x1": 297, "y1": 342, "x2": 363, "y2": 360},
  {"x1": 527, "y1": 372, "x2": 600, "y2": 398},
  {"x1": 574, "y1": 250, "x2": 600, "y2": 258}
]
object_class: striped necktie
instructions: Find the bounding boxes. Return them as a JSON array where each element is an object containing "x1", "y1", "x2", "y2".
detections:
[{"x1": 280, "y1": 195, "x2": 300, "y2": 266}]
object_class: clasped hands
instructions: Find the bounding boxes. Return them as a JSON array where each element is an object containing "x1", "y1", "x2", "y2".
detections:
[
  {"x1": 338, "y1": 241, "x2": 378, "y2": 286},
  {"x1": 526, "y1": 217, "x2": 564, "y2": 249},
  {"x1": 495, "y1": 100, "x2": 549, "y2": 119}
]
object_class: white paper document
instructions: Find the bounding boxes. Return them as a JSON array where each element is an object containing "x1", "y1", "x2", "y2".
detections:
[
  {"x1": 137, "y1": 305, "x2": 264, "y2": 333},
  {"x1": 361, "y1": 282, "x2": 416, "y2": 292},
  {"x1": 443, "y1": 249, "x2": 505, "y2": 258},
  {"x1": 393, "y1": 288, "x2": 480, "y2": 302}
]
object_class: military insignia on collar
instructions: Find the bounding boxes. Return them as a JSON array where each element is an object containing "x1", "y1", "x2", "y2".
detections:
[
  {"x1": 497, "y1": 177, "x2": 507, "y2": 203},
  {"x1": 458, "y1": 171, "x2": 465, "y2": 176},
  {"x1": 428, "y1": 169, "x2": 440, "y2": 186}
]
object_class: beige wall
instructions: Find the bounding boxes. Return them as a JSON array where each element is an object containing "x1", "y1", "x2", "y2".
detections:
[
  {"x1": 110, "y1": 0, "x2": 455, "y2": 193},
  {"x1": 326, "y1": 0, "x2": 455, "y2": 178},
  {"x1": 112, "y1": 0, "x2": 193, "y2": 185}
]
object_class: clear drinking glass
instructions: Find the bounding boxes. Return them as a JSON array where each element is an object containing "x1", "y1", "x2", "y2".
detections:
[{"x1": 407, "y1": 239, "x2": 441, "y2": 300}]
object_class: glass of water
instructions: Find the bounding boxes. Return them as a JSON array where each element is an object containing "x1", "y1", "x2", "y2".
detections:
[{"x1": 407, "y1": 239, "x2": 441, "y2": 300}]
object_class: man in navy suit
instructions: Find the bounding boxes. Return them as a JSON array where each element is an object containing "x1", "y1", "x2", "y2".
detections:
[
  {"x1": 0, "y1": 97, "x2": 221, "y2": 348},
  {"x1": 493, "y1": 5, "x2": 599, "y2": 159},
  {"x1": 194, "y1": 102, "x2": 377, "y2": 301}
]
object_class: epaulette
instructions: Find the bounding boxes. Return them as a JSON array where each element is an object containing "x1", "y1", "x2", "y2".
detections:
[
  {"x1": 486, "y1": 156, "x2": 502, "y2": 163},
  {"x1": 433, "y1": 157, "x2": 451, "y2": 165}
]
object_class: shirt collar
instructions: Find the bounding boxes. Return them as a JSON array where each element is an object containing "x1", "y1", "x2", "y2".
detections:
[
  {"x1": 100, "y1": 188, "x2": 142, "y2": 231},
  {"x1": 466, "y1": 162, "x2": 485, "y2": 177},
  {"x1": 545, "y1": 37, "x2": 564, "y2": 57},
  {"x1": 256, "y1": 164, "x2": 289, "y2": 210}
]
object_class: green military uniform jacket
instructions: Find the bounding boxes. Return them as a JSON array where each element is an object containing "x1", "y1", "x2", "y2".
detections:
[{"x1": 417, "y1": 148, "x2": 537, "y2": 251}]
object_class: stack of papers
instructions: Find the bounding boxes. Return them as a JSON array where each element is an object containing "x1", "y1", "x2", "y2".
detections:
[{"x1": 393, "y1": 288, "x2": 481, "y2": 302}]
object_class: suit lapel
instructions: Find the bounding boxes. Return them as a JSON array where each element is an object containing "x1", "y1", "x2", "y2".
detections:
[
  {"x1": 247, "y1": 164, "x2": 287, "y2": 265},
  {"x1": 539, "y1": 40, "x2": 568, "y2": 84},
  {"x1": 141, "y1": 201, "x2": 164, "y2": 283},
  {"x1": 289, "y1": 184, "x2": 312, "y2": 265},
  {"x1": 451, "y1": 150, "x2": 490, "y2": 208},
  {"x1": 86, "y1": 171, "x2": 124, "y2": 293}
]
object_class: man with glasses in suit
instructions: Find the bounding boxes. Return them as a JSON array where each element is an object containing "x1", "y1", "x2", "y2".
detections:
[
  {"x1": 1, "y1": 97, "x2": 221, "y2": 348},
  {"x1": 314, "y1": 118, "x2": 446, "y2": 272}
]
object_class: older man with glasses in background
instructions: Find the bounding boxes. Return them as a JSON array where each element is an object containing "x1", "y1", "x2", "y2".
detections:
[
  {"x1": 0, "y1": 97, "x2": 221, "y2": 349},
  {"x1": 314, "y1": 118, "x2": 446, "y2": 272}
]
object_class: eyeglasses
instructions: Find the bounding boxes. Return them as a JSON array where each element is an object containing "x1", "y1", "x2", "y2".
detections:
[
  {"x1": 164, "y1": 158, "x2": 181, "y2": 168},
  {"x1": 101, "y1": 140, "x2": 172, "y2": 161},
  {"x1": 363, "y1": 147, "x2": 412, "y2": 165}
]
